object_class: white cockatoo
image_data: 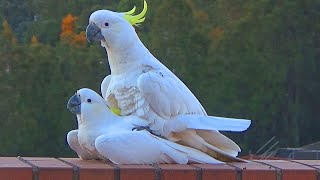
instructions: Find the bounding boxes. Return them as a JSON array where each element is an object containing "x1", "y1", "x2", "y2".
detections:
[
  {"x1": 66, "y1": 88, "x2": 223, "y2": 164},
  {"x1": 86, "y1": 1, "x2": 251, "y2": 161}
]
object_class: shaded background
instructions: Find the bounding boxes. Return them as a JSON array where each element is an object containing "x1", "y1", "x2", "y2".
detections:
[{"x1": 0, "y1": 0, "x2": 319, "y2": 157}]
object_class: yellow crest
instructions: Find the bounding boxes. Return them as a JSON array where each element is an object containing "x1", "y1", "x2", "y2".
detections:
[{"x1": 123, "y1": 0, "x2": 147, "y2": 26}]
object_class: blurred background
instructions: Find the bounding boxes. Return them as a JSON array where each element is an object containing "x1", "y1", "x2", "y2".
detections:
[{"x1": 0, "y1": 0, "x2": 319, "y2": 158}]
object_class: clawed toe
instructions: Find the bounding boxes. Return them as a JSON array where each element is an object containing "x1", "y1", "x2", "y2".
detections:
[
  {"x1": 132, "y1": 126, "x2": 151, "y2": 131},
  {"x1": 132, "y1": 126, "x2": 167, "y2": 139}
]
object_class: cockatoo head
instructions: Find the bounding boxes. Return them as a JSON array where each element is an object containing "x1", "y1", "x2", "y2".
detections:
[
  {"x1": 86, "y1": 0, "x2": 147, "y2": 50},
  {"x1": 67, "y1": 88, "x2": 109, "y2": 119}
]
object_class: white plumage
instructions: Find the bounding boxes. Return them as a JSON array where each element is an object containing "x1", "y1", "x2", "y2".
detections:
[
  {"x1": 67, "y1": 88, "x2": 223, "y2": 164},
  {"x1": 86, "y1": 3, "x2": 251, "y2": 161}
]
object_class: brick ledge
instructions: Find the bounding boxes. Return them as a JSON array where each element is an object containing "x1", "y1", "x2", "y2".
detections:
[{"x1": 0, "y1": 157, "x2": 319, "y2": 180}]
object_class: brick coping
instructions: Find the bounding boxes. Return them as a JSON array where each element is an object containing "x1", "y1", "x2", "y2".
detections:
[{"x1": 0, "y1": 157, "x2": 319, "y2": 180}]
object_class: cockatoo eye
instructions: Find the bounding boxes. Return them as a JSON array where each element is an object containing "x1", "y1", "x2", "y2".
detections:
[
  {"x1": 104, "y1": 22, "x2": 109, "y2": 27},
  {"x1": 87, "y1": 99, "x2": 92, "y2": 103}
]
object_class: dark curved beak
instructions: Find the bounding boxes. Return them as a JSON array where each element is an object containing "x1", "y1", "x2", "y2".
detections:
[
  {"x1": 86, "y1": 23, "x2": 105, "y2": 42},
  {"x1": 67, "y1": 94, "x2": 81, "y2": 114}
]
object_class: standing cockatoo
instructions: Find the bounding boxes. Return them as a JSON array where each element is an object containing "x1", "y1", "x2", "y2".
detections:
[
  {"x1": 66, "y1": 88, "x2": 223, "y2": 164},
  {"x1": 86, "y1": 1, "x2": 251, "y2": 161}
]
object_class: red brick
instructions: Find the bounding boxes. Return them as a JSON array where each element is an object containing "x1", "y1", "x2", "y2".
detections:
[
  {"x1": 158, "y1": 164, "x2": 197, "y2": 180},
  {"x1": 192, "y1": 164, "x2": 237, "y2": 180},
  {"x1": 22, "y1": 157, "x2": 73, "y2": 180},
  {"x1": 4, "y1": 157, "x2": 320, "y2": 180},
  {"x1": 60, "y1": 158, "x2": 115, "y2": 180},
  {"x1": 118, "y1": 164, "x2": 156, "y2": 180},
  {"x1": 257, "y1": 160, "x2": 318, "y2": 180},
  {"x1": 0, "y1": 157, "x2": 32, "y2": 180},
  {"x1": 230, "y1": 161, "x2": 277, "y2": 180}
]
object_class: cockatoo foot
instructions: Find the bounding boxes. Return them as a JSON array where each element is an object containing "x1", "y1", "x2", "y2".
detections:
[
  {"x1": 132, "y1": 125, "x2": 151, "y2": 131},
  {"x1": 132, "y1": 126, "x2": 167, "y2": 139}
]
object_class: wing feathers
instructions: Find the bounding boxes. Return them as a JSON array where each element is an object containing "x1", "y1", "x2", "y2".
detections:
[
  {"x1": 138, "y1": 70, "x2": 206, "y2": 119},
  {"x1": 153, "y1": 134, "x2": 223, "y2": 164},
  {"x1": 100, "y1": 75, "x2": 112, "y2": 99},
  {"x1": 175, "y1": 115, "x2": 251, "y2": 132},
  {"x1": 67, "y1": 130, "x2": 98, "y2": 160}
]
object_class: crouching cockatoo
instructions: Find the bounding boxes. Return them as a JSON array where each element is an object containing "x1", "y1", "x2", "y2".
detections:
[
  {"x1": 85, "y1": 1, "x2": 251, "y2": 162},
  {"x1": 66, "y1": 88, "x2": 223, "y2": 164}
]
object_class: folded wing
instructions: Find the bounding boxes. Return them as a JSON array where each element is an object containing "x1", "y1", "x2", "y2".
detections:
[{"x1": 95, "y1": 130, "x2": 222, "y2": 164}]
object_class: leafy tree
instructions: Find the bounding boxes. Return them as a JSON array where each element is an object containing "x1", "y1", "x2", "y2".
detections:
[
  {"x1": 0, "y1": 0, "x2": 319, "y2": 157},
  {"x1": 60, "y1": 14, "x2": 87, "y2": 47}
]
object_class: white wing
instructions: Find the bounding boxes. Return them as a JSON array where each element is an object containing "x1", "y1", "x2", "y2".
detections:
[
  {"x1": 137, "y1": 69, "x2": 206, "y2": 119},
  {"x1": 138, "y1": 69, "x2": 251, "y2": 132},
  {"x1": 101, "y1": 75, "x2": 111, "y2": 99},
  {"x1": 67, "y1": 130, "x2": 98, "y2": 160},
  {"x1": 173, "y1": 115, "x2": 251, "y2": 132},
  {"x1": 95, "y1": 131, "x2": 188, "y2": 164}
]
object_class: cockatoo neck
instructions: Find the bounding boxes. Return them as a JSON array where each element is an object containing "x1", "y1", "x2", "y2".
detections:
[
  {"x1": 102, "y1": 33, "x2": 152, "y2": 75},
  {"x1": 79, "y1": 106, "x2": 120, "y2": 130}
]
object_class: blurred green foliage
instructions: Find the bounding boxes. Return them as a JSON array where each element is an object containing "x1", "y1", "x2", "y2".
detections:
[{"x1": 0, "y1": 0, "x2": 319, "y2": 157}]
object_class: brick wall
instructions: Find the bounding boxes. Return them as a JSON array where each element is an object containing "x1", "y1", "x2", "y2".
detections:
[{"x1": 0, "y1": 157, "x2": 319, "y2": 180}]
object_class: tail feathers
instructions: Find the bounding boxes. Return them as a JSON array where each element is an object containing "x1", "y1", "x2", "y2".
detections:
[
  {"x1": 187, "y1": 151, "x2": 223, "y2": 164},
  {"x1": 176, "y1": 130, "x2": 247, "y2": 162},
  {"x1": 176, "y1": 115, "x2": 251, "y2": 132},
  {"x1": 153, "y1": 134, "x2": 223, "y2": 164},
  {"x1": 160, "y1": 154, "x2": 183, "y2": 164},
  {"x1": 187, "y1": 149, "x2": 223, "y2": 164},
  {"x1": 161, "y1": 145, "x2": 189, "y2": 164},
  {"x1": 196, "y1": 130, "x2": 241, "y2": 155}
]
